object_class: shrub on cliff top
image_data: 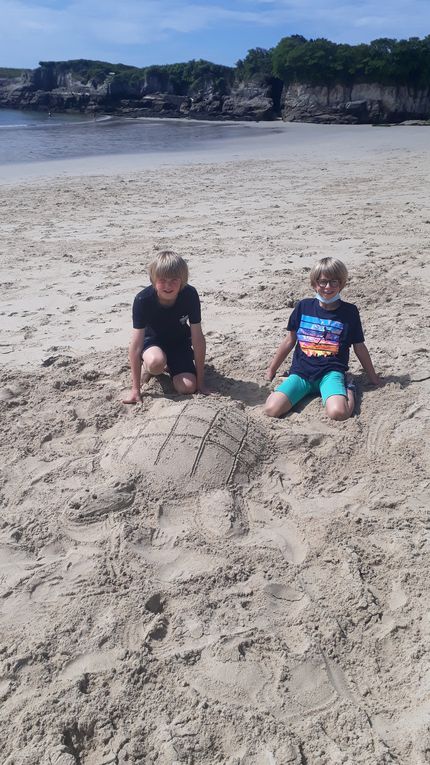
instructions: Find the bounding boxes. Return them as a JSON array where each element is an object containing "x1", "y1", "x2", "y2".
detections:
[
  {"x1": 0, "y1": 67, "x2": 30, "y2": 78},
  {"x1": 272, "y1": 35, "x2": 430, "y2": 88},
  {"x1": 236, "y1": 48, "x2": 274, "y2": 82}
]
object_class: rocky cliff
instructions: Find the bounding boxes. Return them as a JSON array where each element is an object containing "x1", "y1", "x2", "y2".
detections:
[
  {"x1": 282, "y1": 82, "x2": 430, "y2": 124},
  {"x1": 1, "y1": 62, "x2": 430, "y2": 123},
  {"x1": 0, "y1": 64, "x2": 278, "y2": 122}
]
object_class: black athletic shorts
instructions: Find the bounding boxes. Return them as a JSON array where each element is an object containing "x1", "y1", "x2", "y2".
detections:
[{"x1": 142, "y1": 336, "x2": 196, "y2": 378}]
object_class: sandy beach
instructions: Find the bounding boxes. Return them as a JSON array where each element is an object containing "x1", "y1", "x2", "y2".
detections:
[{"x1": 0, "y1": 122, "x2": 429, "y2": 764}]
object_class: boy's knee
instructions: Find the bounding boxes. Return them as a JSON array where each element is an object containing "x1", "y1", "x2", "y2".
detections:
[
  {"x1": 264, "y1": 394, "x2": 286, "y2": 418},
  {"x1": 327, "y1": 403, "x2": 349, "y2": 421},
  {"x1": 145, "y1": 359, "x2": 166, "y2": 375},
  {"x1": 173, "y1": 375, "x2": 197, "y2": 395},
  {"x1": 264, "y1": 401, "x2": 280, "y2": 418},
  {"x1": 143, "y1": 348, "x2": 167, "y2": 376}
]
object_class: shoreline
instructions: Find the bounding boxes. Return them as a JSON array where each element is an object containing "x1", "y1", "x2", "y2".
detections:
[{"x1": 1, "y1": 121, "x2": 430, "y2": 185}]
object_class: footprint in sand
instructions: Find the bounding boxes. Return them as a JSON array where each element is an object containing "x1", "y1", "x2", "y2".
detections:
[
  {"x1": 1, "y1": 541, "x2": 100, "y2": 624},
  {"x1": 288, "y1": 660, "x2": 336, "y2": 711},
  {"x1": 187, "y1": 636, "x2": 282, "y2": 708},
  {"x1": 263, "y1": 580, "x2": 309, "y2": 620},
  {"x1": 62, "y1": 649, "x2": 119, "y2": 681},
  {"x1": 226, "y1": 743, "x2": 300, "y2": 765},
  {"x1": 158, "y1": 488, "x2": 248, "y2": 542},
  {"x1": 131, "y1": 529, "x2": 221, "y2": 583},
  {"x1": 239, "y1": 519, "x2": 307, "y2": 564},
  {"x1": 0, "y1": 544, "x2": 39, "y2": 593},
  {"x1": 185, "y1": 628, "x2": 355, "y2": 719},
  {"x1": 123, "y1": 592, "x2": 169, "y2": 650},
  {"x1": 282, "y1": 652, "x2": 360, "y2": 716},
  {"x1": 29, "y1": 547, "x2": 99, "y2": 603}
]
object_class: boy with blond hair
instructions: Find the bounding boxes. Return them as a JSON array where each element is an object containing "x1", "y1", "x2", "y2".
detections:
[
  {"x1": 264, "y1": 257, "x2": 382, "y2": 420},
  {"x1": 124, "y1": 251, "x2": 209, "y2": 404}
]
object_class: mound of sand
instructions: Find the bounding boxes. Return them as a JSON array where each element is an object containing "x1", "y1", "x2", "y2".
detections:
[{"x1": 100, "y1": 398, "x2": 264, "y2": 493}]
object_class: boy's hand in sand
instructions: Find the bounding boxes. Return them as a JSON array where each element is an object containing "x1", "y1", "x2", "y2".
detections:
[
  {"x1": 369, "y1": 374, "x2": 384, "y2": 387},
  {"x1": 123, "y1": 388, "x2": 142, "y2": 404},
  {"x1": 265, "y1": 367, "x2": 276, "y2": 382},
  {"x1": 197, "y1": 383, "x2": 213, "y2": 396}
]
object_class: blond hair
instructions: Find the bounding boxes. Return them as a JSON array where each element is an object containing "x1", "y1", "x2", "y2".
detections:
[
  {"x1": 309, "y1": 257, "x2": 348, "y2": 289},
  {"x1": 148, "y1": 251, "x2": 189, "y2": 289}
]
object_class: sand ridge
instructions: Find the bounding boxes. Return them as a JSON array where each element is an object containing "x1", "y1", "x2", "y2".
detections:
[{"x1": 0, "y1": 129, "x2": 430, "y2": 763}]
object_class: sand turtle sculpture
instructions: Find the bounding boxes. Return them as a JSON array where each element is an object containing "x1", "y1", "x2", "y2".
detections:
[
  {"x1": 65, "y1": 399, "x2": 271, "y2": 547},
  {"x1": 99, "y1": 398, "x2": 266, "y2": 496}
]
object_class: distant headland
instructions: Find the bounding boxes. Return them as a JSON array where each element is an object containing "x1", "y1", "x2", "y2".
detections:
[{"x1": 1, "y1": 35, "x2": 430, "y2": 124}]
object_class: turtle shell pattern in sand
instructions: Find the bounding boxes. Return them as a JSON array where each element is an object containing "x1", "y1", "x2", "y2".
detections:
[{"x1": 101, "y1": 399, "x2": 263, "y2": 492}]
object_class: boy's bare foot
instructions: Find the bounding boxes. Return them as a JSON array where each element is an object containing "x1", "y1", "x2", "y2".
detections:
[
  {"x1": 345, "y1": 374, "x2": 357, "y2": 415},
  {"x1": 141, "y1": 369, "x2": 152, "y2": 384}
]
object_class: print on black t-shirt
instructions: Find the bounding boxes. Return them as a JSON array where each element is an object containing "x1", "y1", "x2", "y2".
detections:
[{"x1": 287, "y1": 298, "x2": 364, "y2": 381}]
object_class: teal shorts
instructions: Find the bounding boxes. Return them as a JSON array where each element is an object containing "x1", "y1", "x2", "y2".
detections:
[{"x1": 275, "y1": 371, "x2": 346, "y2": 407}]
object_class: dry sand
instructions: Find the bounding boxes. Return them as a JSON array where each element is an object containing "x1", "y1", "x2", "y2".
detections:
[{"x1": 0, "y1": 123, "x2": 429, "y2": 764}]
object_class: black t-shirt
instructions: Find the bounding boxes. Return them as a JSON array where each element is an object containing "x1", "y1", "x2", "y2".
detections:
[
  {"x1": 287, "y1": 298, "x2": 364, "y2": 381},
  {"x1": 132, "y1": 284, "x2": 201, "y2": 345}
]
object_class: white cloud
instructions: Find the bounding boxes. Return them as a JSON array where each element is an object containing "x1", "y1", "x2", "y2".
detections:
[{"x1": 0, "y1": 0, "x2": 429, "y2": 67}]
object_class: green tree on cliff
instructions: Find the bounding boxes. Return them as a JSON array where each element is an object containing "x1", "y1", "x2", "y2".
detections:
[
  {"x1": 272, "y1": 35, "x2": 430, "y2": 88},
  {"x1": 236, "y1": 48, "x2": 274, "y2": 81}
]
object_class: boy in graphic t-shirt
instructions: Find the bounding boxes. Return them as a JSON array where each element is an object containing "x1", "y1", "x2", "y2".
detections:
[
  {"x1": 123, "y1": 251, "x2": 209, "y2": 404},
  {"x1": 264, "y1": 257, "x2": 383, "y2": 420}
]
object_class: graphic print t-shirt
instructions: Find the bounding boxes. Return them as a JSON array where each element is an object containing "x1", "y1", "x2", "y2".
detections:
[
  {"x1": 132, "y1": 284, "x2": 201, "y2": 345},
  {"x1": 287, "y1": 298, "x2": 364, "y2": 381}
]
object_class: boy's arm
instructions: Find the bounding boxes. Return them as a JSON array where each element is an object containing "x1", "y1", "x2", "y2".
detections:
[
  {"x1": 266, "y1": 331, "x2": 297, "y2": 381},
  {"x1": 190, "y1": 323, "x2": 209, "y2": 394},
  {"x1": 353, "y1": 342, "x2": 383, "y2": 386},
  {"x1": 123, "y1": 328, "x2": 145, "y2": 404}
]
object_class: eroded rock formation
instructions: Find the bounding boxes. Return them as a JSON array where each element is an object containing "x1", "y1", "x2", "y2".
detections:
[
  {"x1": 1, "y1": 63, "x2": 430, "y2": 123},
  {"x1": 0, "y1": 65, "x2": 277, "y2": 122},
  {"x1": 281, "y1": 82, "x2": 430, "y2": 124}
]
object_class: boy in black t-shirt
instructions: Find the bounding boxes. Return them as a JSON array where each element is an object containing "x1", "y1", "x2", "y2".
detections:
[
  {"x1": 123, "y1": 251, "x2": 209, "y2": 403},
  {"x1": 264, "y1": 257, "x2": 382, "y2": 420}
]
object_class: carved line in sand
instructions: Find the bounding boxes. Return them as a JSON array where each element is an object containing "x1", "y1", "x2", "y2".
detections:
[{"x1": 151, "y1": 400, "x2": 252, "y2": 484}]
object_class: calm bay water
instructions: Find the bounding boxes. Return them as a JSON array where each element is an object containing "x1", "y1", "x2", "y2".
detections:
[{"x1": 0, "y1": 109, "x2": 274, "y2": 166}]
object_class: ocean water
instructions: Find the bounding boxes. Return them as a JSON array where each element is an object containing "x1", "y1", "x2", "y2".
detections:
[{"x1": 0, "y1": 108, "x2": 276, "y2": 165}]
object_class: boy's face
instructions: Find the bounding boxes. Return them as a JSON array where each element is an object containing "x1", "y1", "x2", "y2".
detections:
[
  {"x1": 154, "y1": 275, "x2": 182, "y2": 305},
  {"x1": 313, "y1": 274, "x2": 340, "y2": 301}
]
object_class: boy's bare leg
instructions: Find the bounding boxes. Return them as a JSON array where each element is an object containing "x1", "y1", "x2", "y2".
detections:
[
  {"x1": 325, "y1": 392, "x2": 354, "y2": 421},
  {"x1": 172, "y1": 373, "x2": 197, "y2": 395},
  {"x1": 142, "y1": 347, "x2": 167, "y2": 383},
  {"x1": 264, "y1": 391, "x2": 293, "y2": 418}
]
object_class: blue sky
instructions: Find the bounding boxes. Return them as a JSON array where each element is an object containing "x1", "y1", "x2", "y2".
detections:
[{"x1": 1, "y1": 0, "x2": 429, "y2": 69}]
